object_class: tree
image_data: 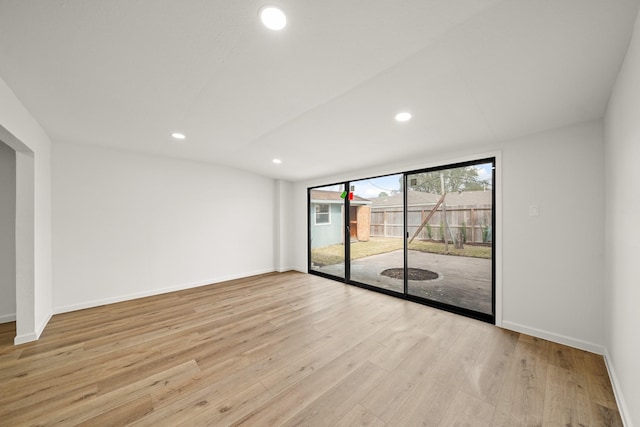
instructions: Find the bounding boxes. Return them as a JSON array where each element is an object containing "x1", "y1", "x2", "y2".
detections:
[
  {"x1": 403, "y1": 166, "x2": 490, "y2": 194},
  {"x1": 378, "y1": 191, "x2": 388, "y2": 197}
]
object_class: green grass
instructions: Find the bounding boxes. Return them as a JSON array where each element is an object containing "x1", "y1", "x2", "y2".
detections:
[
  {"x1": 408, "y1": 240, "x2": 492, "y2": 259},
  {"x1": 311, "y1": 237, "x2": 491, "y2": 266}
]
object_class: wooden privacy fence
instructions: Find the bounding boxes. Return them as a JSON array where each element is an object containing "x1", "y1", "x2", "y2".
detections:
[{"x1": 370, "y1": 205, "x2": 492, "y2": 243}]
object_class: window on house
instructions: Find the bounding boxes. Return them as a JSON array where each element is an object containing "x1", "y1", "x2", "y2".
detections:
[{"x1": 315, "y1": 204, "x2": 330, "y2": 225}]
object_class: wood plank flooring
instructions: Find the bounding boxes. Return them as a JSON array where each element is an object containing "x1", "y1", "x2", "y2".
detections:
[{"x1": 0, "y1": 271, "x2": 622, "y2": 426}]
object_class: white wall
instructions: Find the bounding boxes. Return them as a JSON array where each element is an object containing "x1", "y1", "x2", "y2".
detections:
[
  {"x1": 0, "y1": 141, "x2": 16, "y2": 323},
  {"x1": 0, "y1": 75, "x2": 52, "y2": 344},
  {"x1": 500, "y1": 122, "x2": 605, "y2": 352},
  {"x1": 52, "y1": 141, "x2": 276, "y2": 312},
  {"x1": 290, "y1": 120, "x2": 605, "y2": 353},
  {"x1": 604, "y1": 8, "x2": 640, "y2": 427},
  {"x1": 274, "y1": 179, "x2": 294, "y2": 272}
]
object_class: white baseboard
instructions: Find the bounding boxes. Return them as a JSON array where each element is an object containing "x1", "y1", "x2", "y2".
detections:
[
  {"x1": 0, "y1": 313, "x2": 16, "y2": 324},
  {"x1": 604, "y1": 349, "x2": 633, "y2": 427},
  {"x1": 12, "y1": 311, "x2": 52, "y2": 345},
  {"x1": 501, "y1": 321, "x2": 604, "y2": 354},
  {"x1": 53, "y1": 268, "x2": 276, "y2": 315},
  {"x1": 14, "y1": 331, "x2": 38, "y2": 345},
  {"x1": 36, "y1": 311, "x2": 52, "y2": 339}
]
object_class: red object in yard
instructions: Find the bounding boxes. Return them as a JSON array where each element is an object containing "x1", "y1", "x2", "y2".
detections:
[{"x1": 349, "y1": 192, "x2": 354, "y2": 200}]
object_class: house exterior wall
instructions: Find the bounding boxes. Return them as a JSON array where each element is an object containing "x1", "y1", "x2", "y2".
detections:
[{"x1": 310, "y1": 203, "x2": 343, "y2": 249}]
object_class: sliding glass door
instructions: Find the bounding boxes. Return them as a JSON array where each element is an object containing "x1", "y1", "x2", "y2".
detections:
[
  {"x1": 406, "y1": 160, "x2": 494, "y2": 317},
  {"x1": 309, "y1": 183, "x2": 346, "y2": 280},
  {"x1": 308, "y1": 158, "x2": 495, "y2": 323},
  {"x1": 348, "y1": 174, "x2": 403, "y2": 294}
]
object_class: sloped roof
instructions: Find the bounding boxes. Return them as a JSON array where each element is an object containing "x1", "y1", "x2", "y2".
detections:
[
  {"x1": 371, "y1": 190, "x2": 491, "y2": 208},
  {"x1": 444, "y1": 191, "x2": 492, "y2": 206},
  {"x1": 310, "y1": 190, "x2": 371, "y2": 205}
]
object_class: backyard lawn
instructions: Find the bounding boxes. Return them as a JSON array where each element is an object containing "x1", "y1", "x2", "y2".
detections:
[{"x1": 311, "y1": 237, "x2": 491, "y2": 266}]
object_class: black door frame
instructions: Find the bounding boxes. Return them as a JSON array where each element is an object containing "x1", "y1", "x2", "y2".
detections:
[{"x1": 307, "y1": 157, "x2": 495, "y2": 324}]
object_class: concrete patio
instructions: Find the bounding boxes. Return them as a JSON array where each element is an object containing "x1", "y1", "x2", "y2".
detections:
[{"x1": 318, "y1": 249, "x2": 492, "y2": 315}]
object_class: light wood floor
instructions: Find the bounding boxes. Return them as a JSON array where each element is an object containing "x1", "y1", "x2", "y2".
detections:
[{"x1": 0, "y1": 271, "x2": 622, "y2": 426}]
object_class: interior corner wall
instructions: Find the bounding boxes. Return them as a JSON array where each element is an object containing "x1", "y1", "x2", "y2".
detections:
[
  {"x1": 0, "y1": 141, "x2": 16, "y2": 323},
  {"x1": 274, "y1": 179, "x2": 294, "y2": 272},
  {"x1": 0, "y1": 75, "x2": 52, "y2": 344},
  {"x1": 51, "y1": 141, "x2": 276, "y2": 312},
  {"x1": 603, "y1": 7, "x2": 640, "y2": 427},
  {"x1": 292, "y1": 119, "x2": 605, "y2": 353},
  {"x1": 500, "y1": 121, "x2": 605, "y2": 353}
]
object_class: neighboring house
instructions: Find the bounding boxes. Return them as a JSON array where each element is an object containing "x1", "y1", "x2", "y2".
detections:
[
  {"x1": 309, "y1": 190, "x2": 372, "y2": 249},
  {"x1": 370, "y1": 189, "x2": 492, "y2": 209}
]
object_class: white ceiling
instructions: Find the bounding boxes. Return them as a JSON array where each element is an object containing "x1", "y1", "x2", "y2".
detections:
[{"x1": 1, "y1": 0, "x2": 638, "y2": 181}]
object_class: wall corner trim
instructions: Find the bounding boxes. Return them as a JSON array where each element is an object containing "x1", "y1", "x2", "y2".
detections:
[
  {"x1": 604, "y1": 348, "x2": 633, "y2": 427},
  {"x1": 501, "y1": 320, "x2": 604, "y2": 354},
  {"x1": 13, "y1": 311, "x2": 52, "y2": 345},
  {"x1": 36, "y1": 311, "x2": 52, "y2": 339},
  {"x1": 14, "y1": 331, "x2": 37, "y2": 345}
]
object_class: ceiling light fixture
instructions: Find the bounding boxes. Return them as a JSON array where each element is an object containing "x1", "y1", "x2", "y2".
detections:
[
  {"x1": 260, "y1": 6, "x2": 287, "y2": 30},
  {"x1": 272, "y1": 158, "x2": 282, "y2": 164},
  {"x1": 394, "y1": 112, "x2": 412, "y2": 122},
  {"x1": 171, "y1": 132, "x2": 186, "y2": 140}
]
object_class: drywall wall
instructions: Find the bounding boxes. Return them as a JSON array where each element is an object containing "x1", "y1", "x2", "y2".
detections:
[
  {"x1": 274, "y1": 179, "x2": 294, "y2": 272},
  {"x1": 604, "y1": 8, "x2": 640, "y2": 426},
  {"x1": 500, "y1": 121, "x2": 605, "y2": 352},
  {"x1": 52, "y1": 141, "x2": 275, "y2": 312},
  {"x1": 290, "y1": 120, "x2": 605, "y2": 353},
  {"x1": 0, "y1": 75, "x2": 52, "y2": 344},
  {"x1": 0, "y1": 141, "x2": 16, "y2": 323}
]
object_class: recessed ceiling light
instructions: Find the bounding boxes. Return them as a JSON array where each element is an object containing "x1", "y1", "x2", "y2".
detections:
[
  {"x1": 260, "y1": 6, "x2": 287, "y2": 30},
  {"x1": 171, "y1": 132, "x2": 186, "y2": 140},
  {"x1": 394, "y1": 112, "x2": 412, "y2": 122},
  {"x1": 272, "y1": 158, "x2": 282, "y2": 164}
]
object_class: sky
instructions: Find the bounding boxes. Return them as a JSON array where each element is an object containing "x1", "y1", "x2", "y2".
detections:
[
  {"x1": 352, "y1": 174, "x2": 403, "y2": 198},
  {"x1": 352, "y1": 163, "x2": 493, "y2": 199},
  {"x1": 313, "y1": 162, "x2": 493, "y2": 199}
]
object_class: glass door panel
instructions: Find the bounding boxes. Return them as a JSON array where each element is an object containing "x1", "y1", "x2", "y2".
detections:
[
  {"x1": 406, "y1": 161, "x2": 494, "y2": 316},
  {"x1": 309, "y1": 184, "x2": 346, "y2": 279},
  {"x1": 308, "y1": 158, "x2": 495, "y2": 324},
  {"x1": 348, "y1": 174, "x2": 403, "y2": 293}
]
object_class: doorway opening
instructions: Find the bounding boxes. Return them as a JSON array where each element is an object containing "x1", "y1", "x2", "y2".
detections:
[
  {"x1": 0, "y1": 124, "x2": 37, "y2": 345},
  {"x1": 0, "y1": 140, "x2": 16, "y2": 338}
]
